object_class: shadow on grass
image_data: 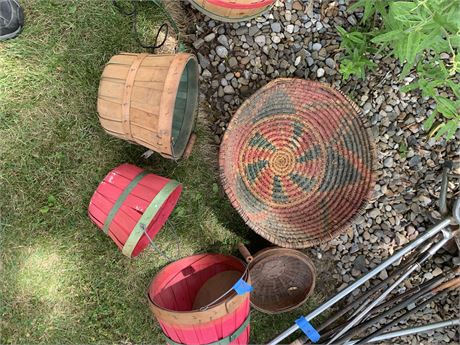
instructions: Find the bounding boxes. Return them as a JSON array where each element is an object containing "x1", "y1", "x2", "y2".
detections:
[{"x1": 1, "y1": 1, "x2": 333, "y2": 344}]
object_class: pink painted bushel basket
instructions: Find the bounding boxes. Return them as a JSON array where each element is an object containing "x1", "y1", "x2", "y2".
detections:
[
  {"x1": 88, "y1": 163, "x2": 182, "y2": 258},
  {"x1": 188, "y1": 0, "x2": 276, "y2": 22},
  {"x1": 148, "y1": 254, "x2": 251, "y2": 345}
]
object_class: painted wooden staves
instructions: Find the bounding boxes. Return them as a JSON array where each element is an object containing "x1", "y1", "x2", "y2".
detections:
[
  {"x1": 97, "y1": 53, "x2": 199, "y2": 160},
  {"x1": 88, "y1": 164, "x2": 182, "y2": 257},
  {"x1": 220, "y1": 79, "x2": 375, "y2": 249},
  {"x1": 148, "y1": 254, "x2": 251, "y2": 345},
  {"x1": 188, "y1": 0, "x2": 276, "y2": 22}
]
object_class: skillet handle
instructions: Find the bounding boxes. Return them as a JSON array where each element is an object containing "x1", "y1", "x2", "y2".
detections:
[{"x1": 238, "y1": 243, "x2": 254, "y2": 263}]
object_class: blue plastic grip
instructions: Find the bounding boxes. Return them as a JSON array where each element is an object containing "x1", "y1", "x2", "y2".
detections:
[
  {"x1": 232, "y1": 278, "x2": 253, "y2": 295},
  {"x1": 295, "y1": 317, "x2": 320, "y2": 343}
]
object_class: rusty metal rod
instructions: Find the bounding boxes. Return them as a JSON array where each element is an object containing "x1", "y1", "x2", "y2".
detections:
[
  {"x1": 439, "y1": 162, "x2": 452, "y2": 216},
  {"x1": 336, "y1": 274, "x2": 460, "y2": 344},
  {"x1": 318, "y1": 236, "x2": 437, "y2": 335},
  {"x1": 267, "y1": 218, "x2": 452, "y2": 345},
  {"x1": 326, "y1": 232, "x2": 452, "y2": 345},
  {"x1": 344, "y1": 319, "x2": 460, "y2": 344},
  {"x1": 290, "y1": 240, "x2": 441, "y2": 345},
  {"x1": 322, "y1": 276, "x2": 443, "y2": 344},
  {"x1": 317, "y1": 252, "x2": 418, "y2": 333},
  {"x1": 372, "y1": 266, "x2": 460, "y2": 314},
  {"x1": 355, "y1": 280, "x2": 460, "y2": 344}
]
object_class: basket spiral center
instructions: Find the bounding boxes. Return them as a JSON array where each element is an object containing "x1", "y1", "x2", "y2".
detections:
[
  {"x1": 238, "y1": 115, "x2": 326, "y2": 208},
  {"x1": 270, "y1": 150, "x2": 295, "y2": 176}
]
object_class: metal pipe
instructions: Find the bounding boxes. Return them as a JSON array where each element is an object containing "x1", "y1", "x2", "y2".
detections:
[
  {"x1": 337, "y1": 270, "x2": 460, "y2": 344},
  {"x1": 343, "y1": 236, "x2": 440, "y2": 322},
  {"x1": 267, "y1": 218, "x2": 451, "y2": 345},
  {"x1": 313, "y1": 238, "x2": 441, "y2": 344},
  {"x1": 344, "y1": 319, "x2": 460, "y2": 344},
  {"x1": 355, "y1": 281, "x2": 458, "y2": 345},
  {"x1": 335, "y1": 273, "x2": 447, "y2": 343},
  {"x1": 317, "y1": 250, "x2": 420, "y2": 333},
  {"x1": 374, "y1": 267, "x2": 460, "y2": 312},
  {"x1": 326, "y1": 260, "x2": 420, "y2": 344},
  {"x1": 439, "y1": 162, "x2": 451, "y2": 216},
  {"x1": 454, "y1": 198, "x2": 460, "y2": 224},
  {"x1": 327, "y1": 233, "x2": 452, "y2": 344}
]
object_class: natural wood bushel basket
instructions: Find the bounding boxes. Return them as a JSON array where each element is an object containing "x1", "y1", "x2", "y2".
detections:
[{"x1": 97, "y1": 53, "x2": 199, "y2": 160}]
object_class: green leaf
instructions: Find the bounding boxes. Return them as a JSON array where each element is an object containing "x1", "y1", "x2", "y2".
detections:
[
  {"x1": 436, "y1": 60, "x2": 449, "y2": 79},
  {"x1": 339, "y1": 55, "x2": 375, "y2": 80},
  {"x1": 399, "y1": 142, "x2": 408, "y2": 158},
  {"x1": 434, "y1": 119, "x2": 458, "y2": 140},
  {"x1": 347, "y1": 32, "x2": 366, "y2": 46},
  {"x1": 419, "y1": 29, "x2": 444, "y2": 53},
  {"x1": 348, "y1": 0, "x2": 368, "y2": 12},
  {"x1": 68, "y1": 5, "x2": 77, "y2": 14},
  {"x1": 423, "y1": 111, "x2": 437, "y2": 131},
  {"x1": 339, "y1": 59, "x2": 354, "y2": 80},
  {"x1": 446, "y1": 80, "x2": 460, "y2": 98},
  {"x1": 212, "y1": 183, "x2": 219, "y2": 194},
  {"x1": 389, "y1": 1, "x2": 419, "y2": 24},
  {"x1": 40, "y1": 206, "x2": 50, "y2": 214},
  {"x1": 362, "y1": 0, "x2": 376, "y2": 23},
  {"x1": 371, "y1": 30, "x2": 401, "y2": 43},
  {"x1": 400, "y1": 62, "x2": 413, "y2": 78},
  {"x1": 453, "y1": 54, "x2": 460, "y2": 74},
  {"x1": 389, "y1": 1, "x2": 417, "y2": 14},
  {"x1": 336, "y1": 26, "x2": 347, "y2": 37},
  {"x1": 451, "y1": 35, "x2": 460, "y2": 49},
  {"x1": 445, "y1": 119, "x2": 459, "y2": 140},
  {"x1": 419, "y1": 80, "x2": 444, "y2": 98},
  {"x1": 435, "y1": 96, "x2": 458, "y2": 118},
  {"x1": 48, "y1": 195, "x2": 57, "y2": 205},
  {"x1": 375, "y1": 1, "x2": 388, "y2": 22},
  {"x1": 405, "y1": 31, "x2": 422, "y2": 66},
  {"x1": 401, "y1": 82, "x2": 420, "y2": 93},
  {"x1": 433, "y1": 13, "x2": 458, "y2": 33}
]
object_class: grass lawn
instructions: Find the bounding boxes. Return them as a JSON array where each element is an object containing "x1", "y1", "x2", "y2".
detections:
[{"x1": 0, "y1": 1, "x2": 332, "y2": 343}]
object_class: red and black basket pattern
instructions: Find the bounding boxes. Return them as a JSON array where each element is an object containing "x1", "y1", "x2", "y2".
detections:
[{"x1": 219, "y1": 79, "x2": 375, "y2": 248}]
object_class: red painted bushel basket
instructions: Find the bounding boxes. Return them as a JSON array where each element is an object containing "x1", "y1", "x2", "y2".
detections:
[
  {"x1": 148, "y1": 254, "x2": 251, "y2": 345},
  {"x1": 188, "y1": 0, "x2": 276, "y2": 22},
  {"x1": 88, "y1": 163, "x2": 182, "y2": 258}
]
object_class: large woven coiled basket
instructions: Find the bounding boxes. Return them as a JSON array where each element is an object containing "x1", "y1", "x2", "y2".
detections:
[{"x1": 220, "y1": 79, "x2": 375, "y2": 248}]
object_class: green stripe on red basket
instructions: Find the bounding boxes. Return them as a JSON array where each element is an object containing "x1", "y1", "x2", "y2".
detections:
[
  {"x1": 102, "y1": 171, "x2": 149, "y2": 234},
  {"x1": 122, "y1": 180, "x2": 180, "y2": 257}
]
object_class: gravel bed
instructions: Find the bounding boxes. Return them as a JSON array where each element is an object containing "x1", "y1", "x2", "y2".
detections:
[{"x1": 185, "y1": 0, "x2": 460, "y2": 343}]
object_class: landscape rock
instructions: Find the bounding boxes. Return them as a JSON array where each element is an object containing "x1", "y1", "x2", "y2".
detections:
[
  {"x1": 189, "y1": 4, "x2": 460, "y2": 342},
  {"x1": 215, "y1": 46, "x2": 228, "y2": 58}
]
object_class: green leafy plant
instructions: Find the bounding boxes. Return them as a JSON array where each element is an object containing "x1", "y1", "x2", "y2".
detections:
[
  {"x1": 399, "y1": 141, "x2": 408, "y2": 158},
  {"x1": 336, "y1": 26, "x2": 376, "y2": 80},
  {"x1": 339, "y1": 0, "x2": 460, "y2": 140},
  {"x1": 39, "y1": 195, "x2": 57, "y2": 214}
]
